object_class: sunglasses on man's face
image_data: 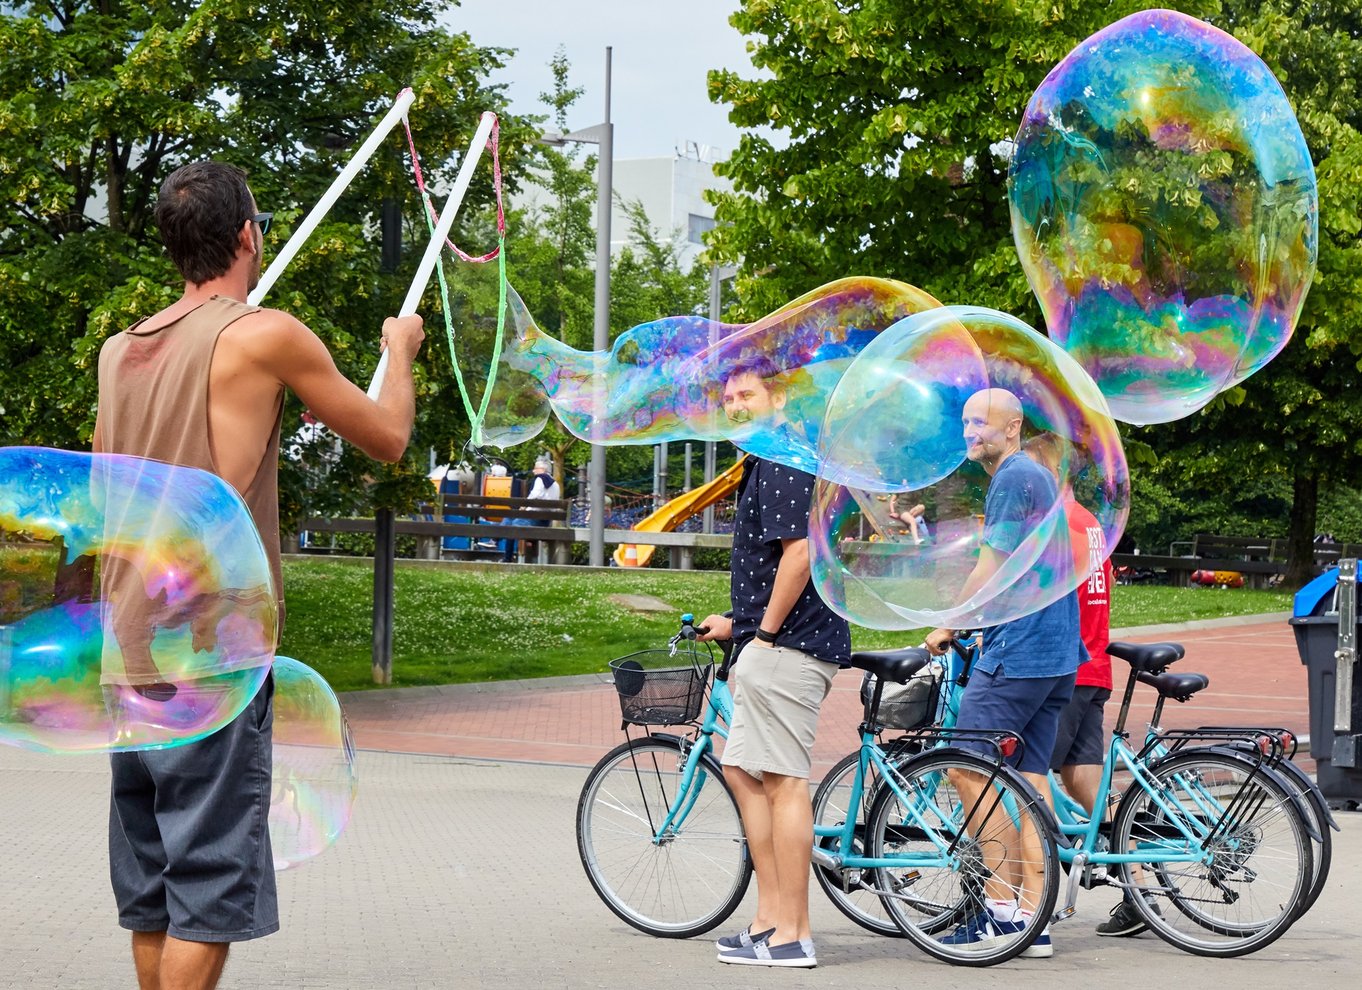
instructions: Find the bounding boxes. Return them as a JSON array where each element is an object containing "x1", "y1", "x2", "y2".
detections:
[{"x1": 249, "y1": 212, "x2": 273, "y2": 236}]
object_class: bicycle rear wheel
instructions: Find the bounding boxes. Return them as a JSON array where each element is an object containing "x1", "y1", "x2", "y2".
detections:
[
  {"x1": 1250, "y1": 753, "x2": 1331, "y2": 914},
  {"x1": 867, "y1": 749, "x2": 1059, "y2": 966},
  {"x1": 812, "y1": 739, "x2": 921, "y2": 938},
  {"x1": 1112, "y1": 749, "x2": 1312, "y2": 957},
  {"x1": 576, "y1": 735, "x2": 751, "y2": 938}
]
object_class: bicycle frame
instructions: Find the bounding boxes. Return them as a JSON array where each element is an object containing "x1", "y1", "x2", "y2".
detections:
[
  {"x1": 813, "y1": 724, "x2": 1016, "y2": 872},
  {"x1": 630, "y1": 660, "x2": 733, "y2": 844}
]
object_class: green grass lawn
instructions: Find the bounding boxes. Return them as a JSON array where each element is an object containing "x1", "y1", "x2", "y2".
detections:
[{"x1": 279, "y1": 558, "x2": 1293, "y2": 693}]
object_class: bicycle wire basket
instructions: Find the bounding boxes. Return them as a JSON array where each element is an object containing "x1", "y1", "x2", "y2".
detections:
[
  {"x1": 860, "y1": 660, "x2": 945, "y2": 730},
  {"x1": 609, "y1": 648, "x2": 712, "y2": 726}
]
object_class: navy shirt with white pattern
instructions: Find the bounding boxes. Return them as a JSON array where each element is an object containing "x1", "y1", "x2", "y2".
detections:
[{"x1": 730, "y1": 457, "x2": 851, "y2": 666}]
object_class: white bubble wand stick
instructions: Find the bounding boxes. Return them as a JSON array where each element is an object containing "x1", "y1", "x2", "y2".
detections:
[
  {"x1": 367, "y1": 110, "x2": 498, "y2": 399},
  {"x1": 247, "y1": 88, "x2": 417, "y2": 307}
]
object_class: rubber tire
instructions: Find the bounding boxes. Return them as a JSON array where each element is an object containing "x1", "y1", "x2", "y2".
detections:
[{"x1": 577, "y1": 735, "x2": 752, "y2": 938}]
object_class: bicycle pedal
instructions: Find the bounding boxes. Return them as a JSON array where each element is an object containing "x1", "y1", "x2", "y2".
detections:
[
  {"x1": 1052, "y1": 904, "x2": 1077, "y2": 924},
  {"x1": 891, "y1": 870, "x2": 921, "y2": 892},
  {"x1": 810, "y1": 847, "x2": 839, "y2": 871}
]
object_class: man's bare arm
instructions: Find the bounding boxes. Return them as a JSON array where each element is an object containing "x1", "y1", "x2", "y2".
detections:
[
  {"x1": 925, "y1": 543, "x2": 1005, "y2": 653},
  {"x1": 233, "y1": 310, "x2": 424, "y2": 462},
  {"x1": 760, "y1": 537, "x2": 811, "y2": 638}
]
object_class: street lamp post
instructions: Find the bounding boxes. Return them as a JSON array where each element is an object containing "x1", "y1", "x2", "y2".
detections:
[
  {"x1": 542, "y1": 47, "x2": 613, "y2": 567},
  {"x1": 703, "y1": 263, "x2": 738, "y2": 532}
]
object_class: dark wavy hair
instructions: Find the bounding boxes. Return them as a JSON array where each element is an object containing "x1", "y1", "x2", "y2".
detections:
[{"x1": 154, "y1": 162, "x2": 254, "y2": 284}]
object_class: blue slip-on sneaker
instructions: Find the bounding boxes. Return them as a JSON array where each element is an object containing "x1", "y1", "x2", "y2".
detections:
[
  {"x1": 938, "y1": 911, "x2": 1025, "y2": 951},
  {"x1": 717, "y1": 938, "x2": 817, "y2": 968},
  {"x1": 715, "y1": 926, "x2": 776, "y2": 953},
  {"x1": 1019, "y1": 928, "x2": 1053, "y2": 958}
]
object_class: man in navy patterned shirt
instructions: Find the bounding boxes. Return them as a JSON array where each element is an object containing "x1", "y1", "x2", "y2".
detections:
[{"x1": 698, "y1": 360, "x2": 849, "y2": 969}]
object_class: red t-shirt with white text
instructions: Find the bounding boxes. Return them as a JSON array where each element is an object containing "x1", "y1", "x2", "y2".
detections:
[{"x1": 1066, "y1": 499, "x2": 1112, "y2": 689}]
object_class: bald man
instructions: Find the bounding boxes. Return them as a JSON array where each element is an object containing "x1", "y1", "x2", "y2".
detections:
[{"x1": 925, "y1": 388, "x2": 1084, "y2": 958}]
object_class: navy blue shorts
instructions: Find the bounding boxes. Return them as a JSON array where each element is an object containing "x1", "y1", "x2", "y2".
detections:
[
  {"x1": 1049, "y1": 686, "x2": 1112, "y2": 771},
  {"x1": 109, "y1": 673, "x2": 278, "y2": 943},
  {"x1": 954, "y1": 666, "x2": 1075, "y2": 775}
]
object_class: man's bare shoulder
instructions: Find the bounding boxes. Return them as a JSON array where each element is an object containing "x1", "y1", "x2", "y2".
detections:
[{"x1": 223, "y1": 307, "x2": 325, "y2": 359}]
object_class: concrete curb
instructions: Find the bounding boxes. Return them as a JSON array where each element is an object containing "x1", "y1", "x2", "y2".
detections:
[{"x1": 1109, "y1": 610, "x2": 1292, "y2": 638}]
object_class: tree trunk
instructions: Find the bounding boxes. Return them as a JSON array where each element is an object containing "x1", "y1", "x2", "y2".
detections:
[
  {"x1": 1284, "y1": 468, "x2": 1319, "y2": 588},
  {"x1": 105, "y1": 136, "x2": 124, "y2": 233}
]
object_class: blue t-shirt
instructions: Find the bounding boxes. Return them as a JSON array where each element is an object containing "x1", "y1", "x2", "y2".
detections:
[
  {"x1": 976, "y1": 453, "x2": 1085, "y2": 679},
  {"x1": 730, "y1": 457, "x2": 851, "y2": 666}
]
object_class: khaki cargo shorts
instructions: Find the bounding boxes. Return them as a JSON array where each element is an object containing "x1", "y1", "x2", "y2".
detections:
[{"x1": 721, "y1": 641, "x2": 837, "y2": 780}]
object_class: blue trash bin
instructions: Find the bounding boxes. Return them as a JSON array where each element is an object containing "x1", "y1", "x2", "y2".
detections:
[{"x1": 1288, "y1": 566, "x2": 1362, "y2": 808}]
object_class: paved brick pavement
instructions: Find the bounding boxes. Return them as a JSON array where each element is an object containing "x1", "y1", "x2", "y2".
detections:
[{"x1": 340, "y1": 613, "x2": 1310, "y2": 776}]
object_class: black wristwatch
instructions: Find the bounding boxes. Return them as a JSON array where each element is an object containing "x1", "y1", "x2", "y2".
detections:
[{"x1": 754, "y1": 627, "x2": 778, "y2": 644}]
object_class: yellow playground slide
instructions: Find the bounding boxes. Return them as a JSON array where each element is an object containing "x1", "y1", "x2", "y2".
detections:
[{"x1": 615, "y1": 457, "x2": 747, "y2": 567}]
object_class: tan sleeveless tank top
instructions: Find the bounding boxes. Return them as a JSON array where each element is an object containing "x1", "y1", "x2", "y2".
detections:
[{"x1": 97, "y1": 296, "x2": 285, "y2": 627}]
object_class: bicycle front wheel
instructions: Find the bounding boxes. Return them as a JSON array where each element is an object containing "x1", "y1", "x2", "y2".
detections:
[
  {"x1": 868, "y1": 749, "x2": 1059, "y2": 966},
  {"x1": 1112, "y1": 749, "x2": 1312, "y2": 957},
  {"x1": 576, "y1": 736, "x2": 752, "y2": 938}
]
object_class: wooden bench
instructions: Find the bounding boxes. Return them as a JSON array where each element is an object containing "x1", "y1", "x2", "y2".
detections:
[
  {"x1": 302, "y1": 494, "x2": 575, "y2": 565},
  {"x1": 426, "y1": 493, "x2": 573, "y2": 564}
]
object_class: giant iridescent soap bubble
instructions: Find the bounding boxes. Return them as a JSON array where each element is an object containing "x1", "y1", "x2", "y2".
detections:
[
  {"x1": 0, "y1": 447, "x2": 276, "y2": 753},
  {"x1": 503, "y1": 277, "x2": 943, "y2": 475},
  {"x1": 810, "y1": 307, "x2": 1128, "y2": 631},
  {"x1": 269, "y1": 656, "x2": 357, "y2": 870},
  {"x1": 1009, "y1": 9, "x2": 1317, "y2": 425}
]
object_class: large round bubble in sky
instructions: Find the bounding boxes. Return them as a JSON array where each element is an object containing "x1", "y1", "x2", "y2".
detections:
[
  {"x1": 504, "y1": 277, "x2": 943, "y2": 477},
  {"x1": 0, "y1": 447, "x2": 276, "y2": 753},
  {"x1": 810, "y1": 307, "x2": 1128, "y2": 631},
  {"x1": 1009, "y1": 9, "x2": 1317, "y2": 425},
  {"x1": 269, "y1": 656, "x2": 357, "y2": 871}
]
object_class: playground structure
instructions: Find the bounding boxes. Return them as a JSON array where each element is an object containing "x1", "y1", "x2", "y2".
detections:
[{"x1": 614, "y1": 459, "x2": 747, "y2": 567}]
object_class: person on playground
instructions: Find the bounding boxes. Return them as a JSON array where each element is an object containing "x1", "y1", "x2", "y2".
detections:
[
  {"x1": 924, "y1": 388, "x2": 1084, "y2": 958},
  {"x1": 520, "y1": 455, "x2": 561, "y2": 562},
  {"x1": 696, "y1": 358, "x2": 850, "y2": 969},
  {"x1": 95, "y1": 161, "x2": 425, "y2": 990},
  {"x1": 892, "y1": 497, "x2": 931, "y2": 544}
]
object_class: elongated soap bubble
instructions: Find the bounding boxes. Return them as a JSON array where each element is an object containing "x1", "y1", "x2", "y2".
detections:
[
  {"x1": 269, "y1": 656, "x2": 357, "y2": 870},
  {"x1": 438, "y1": 257, "x2": 551, "y2": 450},
  {"x1": 810, "y1": 307, "x2": 1128, "y2": 630},
  {"x1": 504, "y1": 277, "x2": 943, "y2": 475},
  {"x1": 1009, "y1": 9, "x2": 1317, "y2": 425},
  {"x1": 0, "y1": 447, "x2": 276, "y2": 753}
]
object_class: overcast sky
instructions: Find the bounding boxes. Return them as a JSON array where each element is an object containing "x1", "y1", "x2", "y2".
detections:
[{"x1": 440, "y1": 0, "x2": 762, "y2": 159}]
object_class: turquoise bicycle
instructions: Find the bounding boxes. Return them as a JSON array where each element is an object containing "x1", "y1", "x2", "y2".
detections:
[
  {"x1": 818, "y1": 635, "x2": 1325, "y2": 957},
  {"x1": 575, "y1": 616, "x2": 747, "y2": 938},
  {"x1": 1046, "y1": 639, "x2": 1320, "y2": 956},
  {"x1": 577, "y1": 617, "x2": 1062, "y2": 966}
]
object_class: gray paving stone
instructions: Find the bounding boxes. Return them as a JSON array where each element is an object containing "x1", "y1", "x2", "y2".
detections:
[{"x1": 1, "y1": 744, "x2": 1358, "y2": 988}]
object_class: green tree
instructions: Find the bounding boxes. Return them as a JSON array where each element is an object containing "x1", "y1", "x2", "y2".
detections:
[
  {"x1": 709, "y1": 0, "x2": 1362, "y2": 586},
  {"x1": 0, "y1": 0, "x2": 540, "y2": 527},
  {"x1": 707, "y1": 0, "x2": 1220, "y2": 320},
  {"x1": 1129, "y1": 1, "x2": 1362, "y2": 585}
]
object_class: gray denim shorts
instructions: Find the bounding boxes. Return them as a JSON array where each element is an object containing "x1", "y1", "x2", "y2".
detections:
[
  {"x1": 721, "y1": 642, "x2": 837, "y2": 780},
  {"x1": 109, "y1": 673, "x2": 278, "y2": 943}
]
